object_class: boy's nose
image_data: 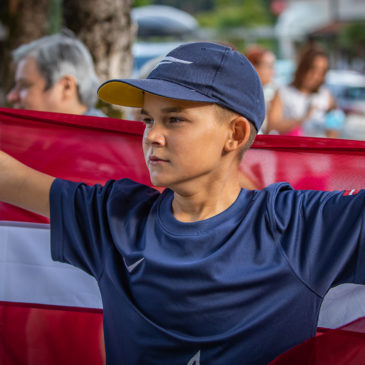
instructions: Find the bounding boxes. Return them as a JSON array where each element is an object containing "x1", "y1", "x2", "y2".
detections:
[{"x1": 144, "y1": 125, "x2": 166, "y2": 146}]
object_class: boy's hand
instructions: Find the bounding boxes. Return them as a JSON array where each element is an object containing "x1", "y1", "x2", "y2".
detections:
[{"x1": 0, "y1": 151, "x2": 55, "y2": 217}]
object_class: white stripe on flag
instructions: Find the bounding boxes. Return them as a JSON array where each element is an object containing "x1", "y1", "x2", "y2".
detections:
[
  {"x1": 319, "y1": 284, "x2": 365, "y2": 328},
  {"x1": 0, "y1": 221, "x2": 102, "y2": 309}
]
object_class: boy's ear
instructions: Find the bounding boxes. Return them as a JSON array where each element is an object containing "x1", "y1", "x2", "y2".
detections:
[{"x1": 224, "y1": 116, "x2": 251, "y2": 152}]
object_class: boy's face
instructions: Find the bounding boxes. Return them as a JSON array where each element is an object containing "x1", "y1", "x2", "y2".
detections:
[{"x1": 140, "y1": 93, "x2": 231, "y2": 189}]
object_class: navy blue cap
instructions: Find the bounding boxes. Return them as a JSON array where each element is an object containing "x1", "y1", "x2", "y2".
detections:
[{"x1": 98, "y1": 42, "x2": 265, "y2": 131}]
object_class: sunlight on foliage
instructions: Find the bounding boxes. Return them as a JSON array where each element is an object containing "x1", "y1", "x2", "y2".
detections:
[{"x1": 197, "y1": 0, "x2": 272, "y2": 29}]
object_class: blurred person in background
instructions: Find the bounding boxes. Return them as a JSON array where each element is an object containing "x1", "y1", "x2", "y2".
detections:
[
  {"x1": 267, "y1": 44, "x2": 344, "y2": 138},
  {"x1": 7, "y1": 32, "x2": 105, "y2": 117},
  {"x1": 245, "y1": 45, "x2": 276, "y2": 134}
]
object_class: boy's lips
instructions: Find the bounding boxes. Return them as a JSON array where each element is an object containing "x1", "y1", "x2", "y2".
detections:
[{"x1": 148, "y1": 155, "x2": 169, "y2": 164}]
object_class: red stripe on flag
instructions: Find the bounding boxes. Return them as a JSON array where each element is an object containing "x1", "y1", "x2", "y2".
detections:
[
  {"x1": 269, "y1": 317, "x2": 365, "y2": 365},
  {"x1": 1, "y1": 108, "x2": 365, "y2": 222},
  {"x1": 0, "y1": 301, "x2": 104, "y2": 365}
]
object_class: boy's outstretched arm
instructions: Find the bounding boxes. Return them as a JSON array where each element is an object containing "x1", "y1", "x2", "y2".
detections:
[{"x1": 0, "y1": 151, "x2": 55, "y2": 218}]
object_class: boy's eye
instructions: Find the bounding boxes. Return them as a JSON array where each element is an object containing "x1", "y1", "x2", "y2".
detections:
[
  {"x1": 142, "y1": 117, "x2": 153, "y2": 125},
  {"x1": 169, "y1": 117, "x2": 183, "y2": 124}
]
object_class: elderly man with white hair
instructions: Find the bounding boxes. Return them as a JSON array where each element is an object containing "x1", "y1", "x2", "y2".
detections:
[{"x1": 7, "y1": 31, "x2": 105, "y2": 117}]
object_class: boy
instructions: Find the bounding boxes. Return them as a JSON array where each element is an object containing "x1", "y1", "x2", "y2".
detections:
[{"x1": 0, "y1": 42, "x2": 364, "y2": 364}]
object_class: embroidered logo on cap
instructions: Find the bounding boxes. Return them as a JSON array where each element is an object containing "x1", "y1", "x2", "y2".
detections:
[
  {"x1": 151, "y1": 56, "x2": 193, "y2": 72},
  {"x1": 159, "y1": 56, "x2": 192, "y2": 65}
]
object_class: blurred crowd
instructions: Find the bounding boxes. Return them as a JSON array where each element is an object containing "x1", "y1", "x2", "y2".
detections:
[
  {"x1": 5, "y1": 31, "x2": 364, "y2": 140},
  {"x1": 246, "y1": 43, "x2": 346, "y2": 139}
]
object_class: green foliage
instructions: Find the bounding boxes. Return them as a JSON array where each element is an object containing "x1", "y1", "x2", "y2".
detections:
[
  {"x1": 132, "y1": 0, "x2": 272, "y2": 28},
  {"x1": 48, "y1": 0, "x2": 63, "y2": 34},
  {"x1": 96, "y1": 100, "x2": 124, "y2": 119},
  {"x1": 339, "y1": 22, "x2": 365, "y2": 53},
  {"x1": 133, "y1": 0, "x2": 154, "y2": 7},
  {"x1": 131, "y1": 0, "x2": 275, "y2": 52},
  {"x1": 197, "y1": 0, "x2": 272, "y2": 28}
]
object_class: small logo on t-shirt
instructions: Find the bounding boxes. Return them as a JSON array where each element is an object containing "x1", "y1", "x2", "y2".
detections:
[
  {"x1": 187, "y1": 350, "x2": 201, "y2": 365},
  {"x1": 123, "y1": 257, "x2": 144, "y2": 273}
]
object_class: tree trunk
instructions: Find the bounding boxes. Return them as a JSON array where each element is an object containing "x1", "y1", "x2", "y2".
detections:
[
  {"x1": 0, "y1": 0, "x2": 134, "y2": 113},
  {"x1": 0, "y1": 0, "x2": 50, "y2": 106},
  {"x1": 62, "y1": 0, "x2": 135, "y2": 82}
]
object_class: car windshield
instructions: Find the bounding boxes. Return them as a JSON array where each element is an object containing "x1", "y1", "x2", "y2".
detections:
[{"x1": 344, "y1": 86, "x2": 365, "y2": 100}]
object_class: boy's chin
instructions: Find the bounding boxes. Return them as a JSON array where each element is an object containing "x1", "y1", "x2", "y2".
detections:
[
  {"x1": 152, "y1": 181, "x2": 166, "y2": 188},
  {"x1": 149, "y1": 175, "x2": 168, "y2": 188}
]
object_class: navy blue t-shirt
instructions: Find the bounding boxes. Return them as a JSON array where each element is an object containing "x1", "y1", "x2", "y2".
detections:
[{"x1": 50, "y1": 179, "x2": 365, "y2": 364}]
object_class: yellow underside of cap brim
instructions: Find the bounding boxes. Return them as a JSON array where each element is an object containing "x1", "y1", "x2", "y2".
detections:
[{"x1": 98, "y1": 81, "x2": 144, "y2": 108}]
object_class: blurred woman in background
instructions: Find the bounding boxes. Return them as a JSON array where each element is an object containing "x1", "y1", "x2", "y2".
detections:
[{"x1": 267, "y1": 44, "x2": 344, "y2": 138}]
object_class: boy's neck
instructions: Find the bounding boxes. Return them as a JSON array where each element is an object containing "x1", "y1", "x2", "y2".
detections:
[{"x1": 171, "y1": 177, "x2": 242, "y2": 223}]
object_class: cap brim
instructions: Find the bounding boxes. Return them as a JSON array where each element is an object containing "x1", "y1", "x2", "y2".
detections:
[{"x1": 97, "y1": 78, "x2": 215, "y2": 107}]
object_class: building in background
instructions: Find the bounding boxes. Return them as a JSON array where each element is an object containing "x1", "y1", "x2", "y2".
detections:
[{"x1": 275, "y1": 0, "x2": 365, "y2": 63}]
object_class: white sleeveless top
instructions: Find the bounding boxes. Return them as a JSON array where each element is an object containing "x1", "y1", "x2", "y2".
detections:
[{"x1": 279, "y1": 85, "x2": 332, "y2": 137}]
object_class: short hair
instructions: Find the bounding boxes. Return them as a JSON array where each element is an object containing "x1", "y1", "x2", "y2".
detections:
[
  {"x1": 291, "y1": 44, "x2": 329, "y2": 92},
  {"x1": 12, "y1": 32, "x2": 100, "y2": 108},
  {"x1": 214, "y1": 104, "x2": 257, "y2": 160}
]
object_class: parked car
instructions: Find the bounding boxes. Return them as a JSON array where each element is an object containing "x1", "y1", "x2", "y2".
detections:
[
  {"x1": 131, "y1": 5, "x2": 198, "y2": 78},
  {"x1": 326, "y1": 70, "x2": 365, "y2": 115},
  {"x1": 325, "y1": 70, "x2": 365, "y2": 140},
  {"x1": 132, "y1": 41, "x2": 183, "y2": 77},
  {"x1": 132, "y1": 5, "x2": 198, "y2": 38}
]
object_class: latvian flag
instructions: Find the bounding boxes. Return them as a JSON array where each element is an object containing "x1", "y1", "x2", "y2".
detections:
[{"x1": 1, "y1": 108, "x2": 365, "y2": 364}]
